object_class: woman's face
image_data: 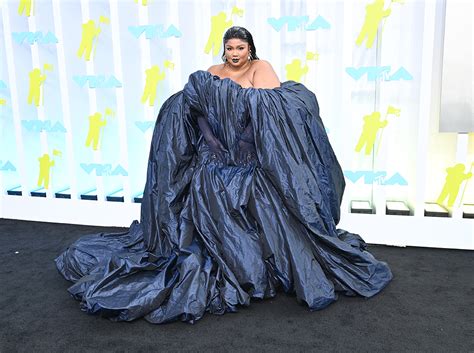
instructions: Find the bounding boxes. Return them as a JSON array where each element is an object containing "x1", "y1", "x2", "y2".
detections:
[{"x1": 224, "y1": 38, "x2": 250, "y2": 68}]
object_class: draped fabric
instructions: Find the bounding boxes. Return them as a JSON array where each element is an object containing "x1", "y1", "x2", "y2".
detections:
[{"x1": 55, "y1": 71, "x2": 392, "y2": 324}]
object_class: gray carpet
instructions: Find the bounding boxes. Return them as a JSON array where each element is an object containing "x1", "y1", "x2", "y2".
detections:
[{"x1": 0, "y1": 218, "x2": 472, "y2": 353}]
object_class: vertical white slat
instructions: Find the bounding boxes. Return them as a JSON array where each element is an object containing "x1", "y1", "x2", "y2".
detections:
[
  {"x1": 452, "y1": 133, "x2": 470, "y2": 218},
  {"x1": 305, "y1": 0, "x2": 317, "y2": 92},
  {"x1": 270, "y1": 0, "x2": 281, "y2": 78},
  {"x1": 414, "y1": 0, "x2": 437, "y2": 217},
  {"x1": 2, "y1": 2, "x2": 29, "y2": 198},
  {"x1": 373, "y1": 11, "x2": 385, "y2": 215},
  {"x1": 167, "y1": 0, "x2": 182, "y2": 93},
  {"x1": 81, "y1": 0, "x2": 105, "y2": 201},
  {"x1": 324, "y1": 1, "x2": 335, "y2": 103},
  {"x1": 28, "y1": 8, "x2": 51, "y2": 197},
  {"x1": 109, "y1": 0, "x2": 131, "y2": 203},
  {"x1": 235, "y1": 0, "x2": 245, "y2": 28},
  {"x1": 138, "y1": 2, "x2": 153, "y2": 146},
  {"x1": 0, "y1": 4, "x2": 4, "y2": 198},
  {"x1": 340, "y1": 0, "x2": 354, "y2": 215},
  {"x1": 196, "y1": 0, "x2": 212, "y2": 69},
  {"x1": 52, "y1": 0, "x2": 78, "y2": 199}
]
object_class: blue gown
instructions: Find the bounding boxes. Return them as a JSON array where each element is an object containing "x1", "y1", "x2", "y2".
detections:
[{"x1": 55, "y1": 70, "x2": 392, "y2": 324}]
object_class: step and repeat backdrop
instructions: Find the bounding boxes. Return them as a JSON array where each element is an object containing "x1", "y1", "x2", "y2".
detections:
[{"x1": 0, "y1": 0, "x2": 473, "y2": 240}]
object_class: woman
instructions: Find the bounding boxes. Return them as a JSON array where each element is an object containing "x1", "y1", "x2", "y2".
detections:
[
  {"x1": 208, "y1": 26, "x2": 280, "y2": 89},
  {"x1": 55, "y1": 26, "x2": 392, "y2": 324}
]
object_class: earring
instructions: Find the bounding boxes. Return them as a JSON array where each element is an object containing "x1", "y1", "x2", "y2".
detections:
[
  {"x1": 248, "y1": 52, "x2": 252, "y2": 61},
  {"x1": 222, "y1": 54, "x2": 227, "y2": 62}
]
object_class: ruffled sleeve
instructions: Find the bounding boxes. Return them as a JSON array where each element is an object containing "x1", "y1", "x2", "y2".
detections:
[
  {"x1": 247, "y1": 83, "x2": 345, "y2": 235},
  {"x1": 140, "y1": 91, "x2": 198, "y2": 255},
  {"x1": 183, "y1": 70, "x2": 214, "y2": 117}
]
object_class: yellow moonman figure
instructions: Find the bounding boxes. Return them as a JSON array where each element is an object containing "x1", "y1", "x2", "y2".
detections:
[
  {"x1": 355, "y1": 0, "x2": 391, "y2": 49},
  {"x1": 163, "y1": 60, "x2": 175, "y2": 70},
  {"x1": 18, "y1": 0, "x2": 33, "y2": 17},
  {"x1": 436, "y1": 164, "x2": 473, "y2": 207},
  {"x1": 141, "y1": 65, "x2": 166, "y2": 106},
  {"x1": 386, "y1": 105, "x2": 401, "y2": 117},
  {"x1": 85, "y1": 112, "x2": 107, "y2": 151},
  {"x1": 355, "y1": 112, "x2": 388, "y2": 155},
  {"x1": 230, "y1": 6, "x2": 244, "y2": 18},
  {"x1": 285, "y1": 59, "x2": 309, "y2": 83},
  {"x1": 37, "y1": 153, "x2": 54, "y2": 189},
  {"x1": 27, "y1": 68, "x2": 46, "y2": 107},
  {"x1": 204, "y1": 12, "x2": 233, "y2": 56},
  {"x1": 77, "y1": 20, "x2": 101, "y2": 61},
  {"x1": 306, "y1": 51, "x2": 320, "y2": 61},
  {"x1": 134, "y1": 0, "x2": 148, "y2": 5}
]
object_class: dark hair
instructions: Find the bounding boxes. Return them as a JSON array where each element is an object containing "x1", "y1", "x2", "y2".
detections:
[{"x1": 221, "y1": 26, "x2": 259, "y2": 62}]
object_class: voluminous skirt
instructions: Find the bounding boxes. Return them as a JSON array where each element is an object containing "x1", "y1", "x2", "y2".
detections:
[{"x1": 55, "y1": 71, "x2": 392, "y2": 324}]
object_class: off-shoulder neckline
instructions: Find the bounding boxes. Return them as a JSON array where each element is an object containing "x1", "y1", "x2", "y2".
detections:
[{"x1": 196, "y1": 70, "x2": 283, "y2": 91}]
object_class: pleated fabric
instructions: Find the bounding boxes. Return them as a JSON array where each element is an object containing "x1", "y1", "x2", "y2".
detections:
[{"x1": 55, "y1": 70, "x2": 392, "y2": 324}]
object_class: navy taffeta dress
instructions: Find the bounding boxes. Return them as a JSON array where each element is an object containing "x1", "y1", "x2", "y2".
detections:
[{"x1": 55, "y1": 70, "x2": 392, "y2": 324}]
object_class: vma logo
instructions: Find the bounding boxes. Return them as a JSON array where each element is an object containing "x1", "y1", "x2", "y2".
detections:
[
  {"x1": 0, "y1": 160, "x2": 16, "y2": 171},
  {"x1": 12, "y1": 31, "x2": 58, "y2": 44},
  {"x1": 346, "y1": 66, "x2": 413, "y2": 81},
  {"x1": 129, "y1": 25, "x2": 182, "y2": 39},
  {"x1": 80, "y1": 163, "x2": 128, "y2": 176},
  {"x1": 268, "y1": 15, "x2": 330, "y2": 32},
  {"x1": 344, "y1": 170, "x2": 408, "y2": 186},
  {"x1": 135, "y1": 121, "x2": 155, "y2": 133},
  {"x1": 22, "y1": 120, "x2": 66, "y2": 133},
  {"x1": 73, "y1": 75, "x2": 122, "y2": 88}
]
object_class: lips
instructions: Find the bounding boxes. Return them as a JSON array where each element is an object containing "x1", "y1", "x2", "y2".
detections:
[{"x1": 232, "y1": 58, "x2": 239, "y2": 63}]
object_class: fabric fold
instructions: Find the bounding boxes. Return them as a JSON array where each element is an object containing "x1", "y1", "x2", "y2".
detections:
[{"x1": 55, "y1": 70, "x2": 392, "y2": 324}]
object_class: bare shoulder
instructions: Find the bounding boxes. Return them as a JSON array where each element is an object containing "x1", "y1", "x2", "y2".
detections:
[
  {"x1": 252, "y1": 59, "x2": 274, "y2": 69},
  {"x1": 207, "y1": 64, "x2": 224, "y2": 76},
  {"x1": 252, "y1": 60, "x2": 280, "y2": 89}
]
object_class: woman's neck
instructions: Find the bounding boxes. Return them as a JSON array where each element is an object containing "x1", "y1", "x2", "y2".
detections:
[{"x1": 224, "y1": 61, "x2": 251, "y2": 74}]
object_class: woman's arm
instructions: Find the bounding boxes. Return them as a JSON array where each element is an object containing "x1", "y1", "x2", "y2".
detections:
[{"x1": 252, "y1": 60, "x2": 280, "y2": 89}]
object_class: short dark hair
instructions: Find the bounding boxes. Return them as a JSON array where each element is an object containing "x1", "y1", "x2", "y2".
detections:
[{"x1": 221, "y1": 26, "x2": 259, "y2": 61}]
